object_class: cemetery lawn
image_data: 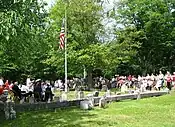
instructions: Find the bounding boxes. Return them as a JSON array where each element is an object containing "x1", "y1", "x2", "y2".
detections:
[{"x1": 1, "y1": 92, "x2": 175, "y2": 127}]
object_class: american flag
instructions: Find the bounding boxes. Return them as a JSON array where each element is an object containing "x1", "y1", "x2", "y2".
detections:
[{"x1": 59, "y1": 19, "x2": 65, "y2": 49}]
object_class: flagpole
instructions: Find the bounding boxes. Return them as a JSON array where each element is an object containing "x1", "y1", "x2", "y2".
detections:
[{"x1": 64, "y1": 1, "x2": 68, "y2": 93}]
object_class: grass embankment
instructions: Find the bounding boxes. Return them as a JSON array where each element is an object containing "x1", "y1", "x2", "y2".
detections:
[{"x1": 1, "y1": 92, "x2": 175, "y2": 127}]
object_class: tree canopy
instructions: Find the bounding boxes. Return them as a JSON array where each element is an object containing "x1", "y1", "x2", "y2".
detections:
[{"x1": 1, "y1": 0, "x2": 175, "y2": 82}]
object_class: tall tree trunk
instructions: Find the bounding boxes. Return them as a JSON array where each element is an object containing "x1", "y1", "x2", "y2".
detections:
[{"x1": 87, "y1": 68, "x2": 92, "y2": 90}]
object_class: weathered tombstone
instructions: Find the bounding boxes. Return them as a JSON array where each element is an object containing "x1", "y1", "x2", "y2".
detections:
[
  {"x1": 93, "y1": 91, "x2": 99, "y2": 97},
  {"x1": 0, "y1": 95, "x2": 7, "y2": 102},
  {"x1": 80, "y1": 98, "x2": 93, "y2": 110},
  {"x1": 77, "y1": 91, "x2": 84, "y2": 99},
  {"x1": 134, "y1": 89, "x2": 141, "y2": 100},
  {"x1": 101, "y1": 85, "x2": 107, "y2": 91},
  {"x1": 99, "y1": 96, "x2": 107, "y2": 108},
  {"x1": 121, "y1": 84, "x2": 128, "y2": 93},
  {"x1": 105, "y1": 90, "x2": 111, "y2": 97},
  {"x1": 80, "y1": 100, "x2": 90, "y2": 110},
  {"x1": 10, "y1": 106, "x2": 16, "y2": 119},
  {"x1": 20, "y1": 97, "x2": 25, "y2": 104},
  {"x1": 29, "y1": 96, "x2": 35, "y2": 104},
  {"x1": 137, "y1": 90, "x2": 141, "y2": 100},
  {"x1": 4, "y1": 101, "x2": 16, "y2": 120}
]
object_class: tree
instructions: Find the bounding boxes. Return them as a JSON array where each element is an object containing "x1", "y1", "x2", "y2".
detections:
[
  {"x1": 0, "y1": 0, "x2": 49, "y2": 81},
  {"x1": 113, "y1": 0, "x2": 175, "y2": 74},
  {"x1": 46, "y1": 0, "x2": 116, "y2": 87}
]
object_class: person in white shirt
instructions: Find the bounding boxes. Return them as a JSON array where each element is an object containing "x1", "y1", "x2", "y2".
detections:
[
  {"x1": 26, "y1": 77, "x2": 31, "y2": 88},
  {"x1": 158, "y1": 71, "x2": 164, "y2": 87},
  {"x1": 0, "y1": 77, "x2": 4, "y2": 86},
  {"x1": 20, "y1": 84, "x2": 29, "y2": 93}
]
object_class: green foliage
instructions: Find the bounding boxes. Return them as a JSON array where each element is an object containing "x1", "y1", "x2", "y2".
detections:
[
  {"x1": 113, "y1": 0, "x2": 175, "y2": 74},
  {"x1": 0, "y1": 0, "x2": 50, "y2": 80}
]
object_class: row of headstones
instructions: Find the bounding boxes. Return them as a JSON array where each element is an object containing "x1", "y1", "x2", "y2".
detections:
[
  {"x1": 79, "y1": 90, "x2": 142, "y2": 110},
  {"x1": 80, "y1": 96, "x2": 107, "y2": 110},
  {"x1": 2, "y1": 89, "x2": 142, "y2": 120}
]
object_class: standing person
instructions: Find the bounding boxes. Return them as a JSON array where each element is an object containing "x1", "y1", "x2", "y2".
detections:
[
  {"x1": 0, "y1": 77, "x2": 4, "y2": 86},
  {"x1": 4, "y1": 80, "x2": 10, "y2": 90},
  {"x1": 165, "y1": 71, "x2": 172, "y2": 90},
  {"x1": 155, "y1": 75, "x2": 162, "y2": 91},
  {"x1": 12, "y1": 82, "x2": 22, "y2": 100},
  {"x1": 0, "y1": 85, "x2": 5, "y2": 95},
  {"x1": 34, "y1": 79, "x2": 43, "y2": 102},
  {"x1": 158, "y1": 71, "x2": 164, "y2": 88},
  {"x1": 171, "y1": 72, "x2": 175, "y2": 89},
  {"x1": 45, "y1": 84, "x2": 53, "y2": 102}
]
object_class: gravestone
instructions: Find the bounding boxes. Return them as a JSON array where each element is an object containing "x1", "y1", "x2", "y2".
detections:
[
  {"x1": 80, "y1": 100, "x2": 93, "y2": 110},
  {"x1": 29, "y1": 96, "x2": 35, "y2": 104},
  {"x1": 134, "y1": 89, "x2": 141, "y2": 100},
  {"x1": 137, "y1": 91, "x2": 141, "y2": 100},
  {"x1": 77, "y1": 91, "x2": 84, "y2": 99},
  {"x1": 93, "y1": 91, "x2": 99, "y2": 97},
  {"x1": 101, "y1": 85, "x2": 107, "y2": 91},
  {"x1": 121, "y1": 84, "x2": 128, "y2": 93},
  {"x1": 20, "y1": 98, "x2": 25, "y2": 104},
  {"x1": 105, "y1": 90, "x2": 111, "y2": 97},
  {"x1": 4, "y1": 101, "x2": 16, "y2": 120},
  {"x1": 99, "y1": 96, "x2": 107, "y2": 108},
  {"x1": 0, "y1": 95, "x2": 7, "y2": 102}
]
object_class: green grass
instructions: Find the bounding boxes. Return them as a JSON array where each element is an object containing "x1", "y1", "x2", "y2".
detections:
[{"x1": 1, "y1": 92, "x2": 175, "y2": 127}]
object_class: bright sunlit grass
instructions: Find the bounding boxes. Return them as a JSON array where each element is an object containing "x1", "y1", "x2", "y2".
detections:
[{"x1": 1, "y1": 92, "x2": 175, "y2": 127}]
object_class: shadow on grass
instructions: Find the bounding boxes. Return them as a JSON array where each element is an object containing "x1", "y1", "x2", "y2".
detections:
[{"x1": 0, "y1": 107, "x2": 101, "y2": 127}]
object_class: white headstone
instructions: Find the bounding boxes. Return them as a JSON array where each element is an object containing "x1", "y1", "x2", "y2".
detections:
[
  {"x1": 80, "y1": 100, "x2": 93, "y2": 110},
  {"x1": 106, "y1": 90, "x2": 111, "y2": 97},
  {"x1": 99, "y1": 97, "x2": 107, "y2": 108},
  {"x1": 121, "y1": 84, "x2": 128, "y2": 93},
  {"x1": 78, "y1": 91, "x2": 84, "y2": 99},
  {"x1": 102, "y1": 85, "x2": 107, "y2": 91}
]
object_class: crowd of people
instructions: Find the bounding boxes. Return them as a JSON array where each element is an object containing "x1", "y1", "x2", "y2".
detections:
[
  {"x1": 0, "y1": 78, "x2": 54, "y2": 103},
  {"x1": 0, "y1": 70, "x2": 174, "y2": 103},
  {"x1": 111, "y1": 71, "x2": 175, "y2": 91}
]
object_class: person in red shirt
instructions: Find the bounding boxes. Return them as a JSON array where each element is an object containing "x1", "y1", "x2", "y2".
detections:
[
  {"x1": 171, "y1": 72, "x2": 175, "y2": 88},
  {"x1": 0, "y1": 86, "x2": 4, "y2": 95},
  {"x1": 0, "y1": 85, "x2": 5, "y2": 95},
  {"x1": 165, "y1": 71, "x2": 172, "y2": 90},
  {"x1": 4, "y1": 80, "x2": 10, "y2": 90}
]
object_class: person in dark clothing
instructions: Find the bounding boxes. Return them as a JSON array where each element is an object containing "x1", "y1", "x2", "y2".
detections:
[
  {"x1": 34, "y1": 81, "x2": 43, "y2": 102},
  {"x1": 12, "y1": 82, "x2": 22, "y2": 100},
  {"x1": 45, "y1": 84, "x2": 53, "y2": 102}
]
